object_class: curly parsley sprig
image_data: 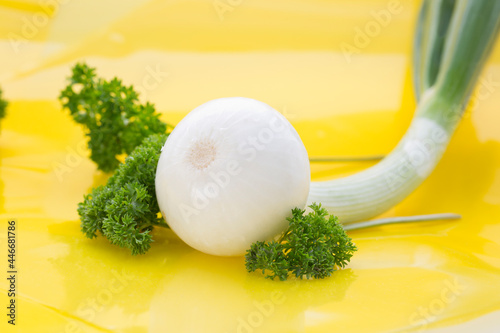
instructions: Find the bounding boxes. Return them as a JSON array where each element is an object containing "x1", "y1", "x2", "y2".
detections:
[
  {"x1": 78, "y1": 133, "x2": 169, "y2": 255},
  {"x1": 245, "y1": 203, "x2": 357, "y2": 280},
  {"x1": 59, "y1": 63, "x2": 168, "y2": 172},
  {"x1": 59, "y1": 63, "x2": 171, "y2": 254}
]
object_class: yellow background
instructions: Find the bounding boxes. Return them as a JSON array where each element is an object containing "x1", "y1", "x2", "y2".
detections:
[{"x1": 1, "y1": 0, "x2": 500, "y2": 332}]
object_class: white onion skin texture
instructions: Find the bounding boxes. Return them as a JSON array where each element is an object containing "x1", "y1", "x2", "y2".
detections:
[{"x1": 155, "y1": 97, "x2": 310, "y2": 256}]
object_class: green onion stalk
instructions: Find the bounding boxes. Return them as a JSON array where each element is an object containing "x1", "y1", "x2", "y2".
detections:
[{"x1": 308, "y1": 0, "x2": 500, "y2": 226}]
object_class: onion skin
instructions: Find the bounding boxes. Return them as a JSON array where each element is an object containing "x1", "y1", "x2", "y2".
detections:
[{"x1": 156, "y1": 97, "x2": 310, "y2": 256}]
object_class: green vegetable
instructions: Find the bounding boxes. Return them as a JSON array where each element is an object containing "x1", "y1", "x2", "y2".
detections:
[
  {"x1": 78, "y1": 133, "x2": 169, "y2": 255},
  {"x1": 59, "y1": 63, "x2": 168, "y2": 173},
  {"x1": 308, "y1": 0, "x2": 500, "y2": 225},
  {"x1": 0, "y1": 87, "x2": 7, "y2": 123},
  {"x1": 60, "y1": 63, "x2": 171, "y2": 254},
  {"x1": 245, "y1": 203, "x2": 357, "y2": 281}
]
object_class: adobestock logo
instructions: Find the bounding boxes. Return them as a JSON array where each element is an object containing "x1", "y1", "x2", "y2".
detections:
[
  {"x1": 8, "y1": 0, "x2": 71, "y2": 54},
  {"x1": 134, "y1": 64, "x2": 169, "y2": 100},
  {"x1": 464, "y1": 73, "x2": 500, "y2": 118},
  {"x1": 409, "y1": 278, "x2": 465, "y2": 331},
  {"x1": 213, "y1": 0, "x2": 244, "y2": 21},
  {"x1": 235, "y1": 290, "x2": 286, "y2": 333},
  {"x1": 340, "y1": 0, "x2": 404, "y2": 64},
  {"x1": 52, "y1": 138, "x2": 87, "y2": 183},
  {"x1": 384, "y1": 118, "x2": 449, "y2": 191},
  {"x1": 64, "y1": 269, "x2": 134, "y2": 333}
]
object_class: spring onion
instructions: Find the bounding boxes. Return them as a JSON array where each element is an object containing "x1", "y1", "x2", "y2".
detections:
[{"x1": 308, "y1": 0, "x2": 500, "y2": 225}]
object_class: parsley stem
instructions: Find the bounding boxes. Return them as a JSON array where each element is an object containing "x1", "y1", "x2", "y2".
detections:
[
  {"x1": 151, "y1": 220, "x2": 170, "y2": 228},
  {"x1": 342, "y1": 213, "x2": 461, "y2": 231},
  {"x1": 309, "y1": 155, "x2": 384, "y2": 162}
]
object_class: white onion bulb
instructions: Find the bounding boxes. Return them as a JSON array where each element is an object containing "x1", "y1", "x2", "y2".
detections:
[{"x1": 155, "y1": 97, "x2": 310, "y2": 256}]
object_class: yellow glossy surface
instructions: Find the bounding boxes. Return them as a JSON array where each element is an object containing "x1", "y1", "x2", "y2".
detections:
[{"x1": 1, "y1": 0, "x2": 500, "y2": 332}]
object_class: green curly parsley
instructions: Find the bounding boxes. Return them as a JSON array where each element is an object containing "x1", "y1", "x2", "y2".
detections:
[
  {"x1": 0, "y1": 87, "x2": 7, "y2": 123},
  {"x1": 78, "y1": 133, "x2": 169, "y2": 255},
  {"x1": 59, "y1": 63, "x2": 168, "y2": 173},
  {"x1": 60, "y1": 63, "x2": 171, "y2": 254},
  {"x1": 245, "y1": 203, "x2": 357, "y2": 280}
]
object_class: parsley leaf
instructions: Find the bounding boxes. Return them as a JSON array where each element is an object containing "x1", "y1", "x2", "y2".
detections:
[
  {"x1": 59, "y1": 63, "x2": 168, "y2": 172},
  {"x1": 0, "y1": 87, "x2": 7, "y2": 123},
  {"x1": 245, "y1": 203, "x2": 357, "y2": 280},
  {"x1": 78, "y1": 133, "x2": 169, "y2": 255}
]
